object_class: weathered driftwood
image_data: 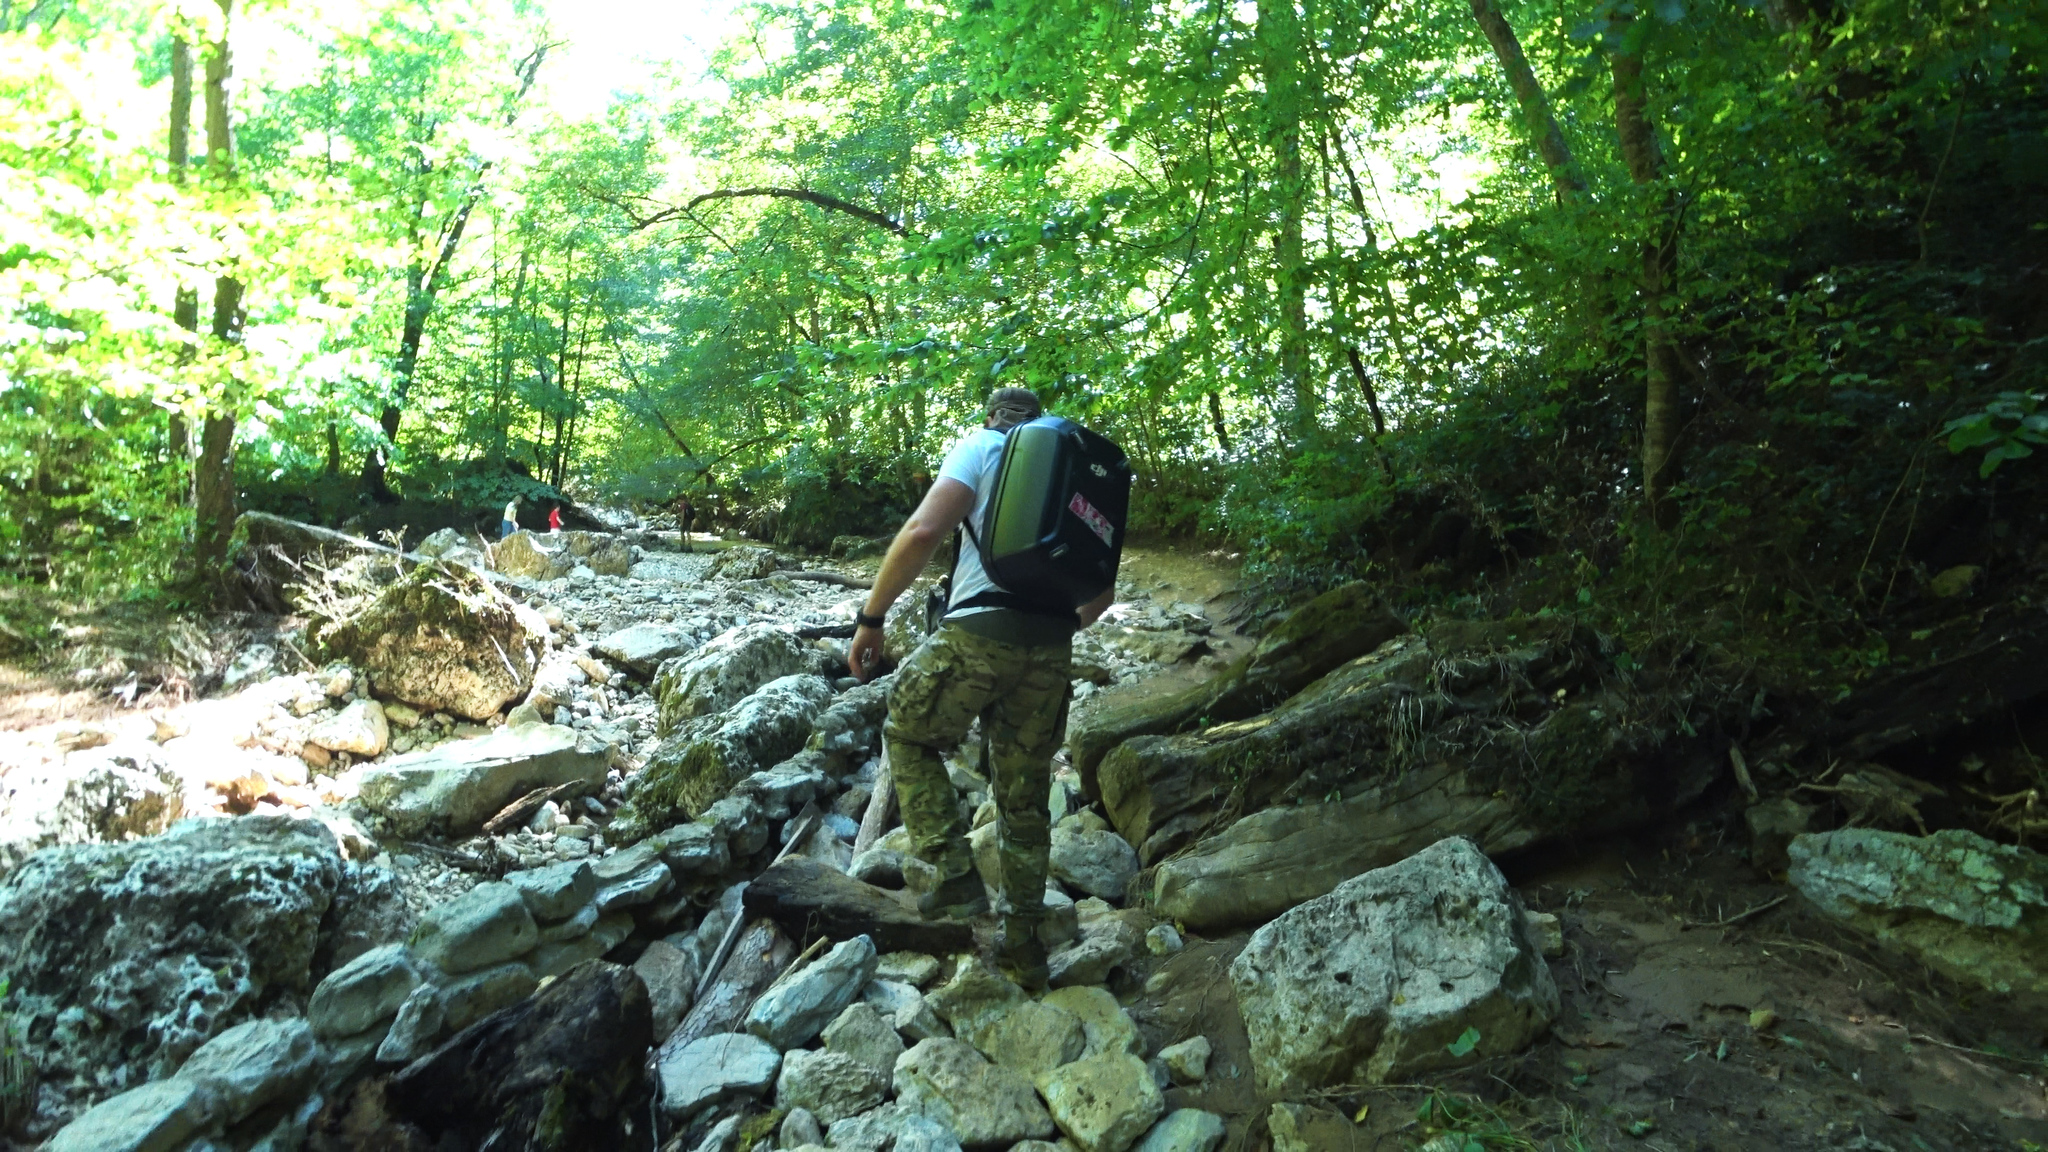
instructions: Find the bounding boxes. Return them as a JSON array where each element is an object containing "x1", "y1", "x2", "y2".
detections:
[
  {"x1": 481, "y1": 779, "x2": 594, "y2": 838},
  {"x1": 853, "y1": 751, "x2": 896, "y2": 856},
  {"x1": 1066, "y1": 582, "x2": 1407, "y2": 798},
  {"x1": 663, "y1": 918, "x2": 794, "y2": 1054},
  {"x1": 742, "y1": 856, "x2": 974, "y2": 955}
]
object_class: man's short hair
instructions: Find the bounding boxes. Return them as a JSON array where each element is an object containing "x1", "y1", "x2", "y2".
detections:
[{"x1": 985, "y1": 387, "x2": 1043, "y2": 430}]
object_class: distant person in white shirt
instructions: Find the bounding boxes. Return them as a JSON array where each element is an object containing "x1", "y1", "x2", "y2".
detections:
[{"x1": 501, "y1": 498, "x2": 519, "y2": 539}]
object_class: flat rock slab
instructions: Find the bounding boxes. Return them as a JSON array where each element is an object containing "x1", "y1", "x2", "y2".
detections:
[
  {"x1": 743, "y1": 856, "x2": 974, "y2": 955},
  {"x1": 354, "y1": 723, "x2": 608, "y2": 836},
  {"x1": 657, "y1": 1032, "x2": 783, "y2": 1117},
  {"x1": 1790, "y1": 826, "x2": 2048, "y2": 994},
  {"x1": 1231, "y1": 835, "x2": 1559, "y2": 1092},
  {"x1": 593, "y1": 623, "x2": 695, "y2": 676}
]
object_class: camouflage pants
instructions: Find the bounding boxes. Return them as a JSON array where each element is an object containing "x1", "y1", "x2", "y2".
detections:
[{"x1": 884, "y1": 623, "x2": 1072, "y2": 919}]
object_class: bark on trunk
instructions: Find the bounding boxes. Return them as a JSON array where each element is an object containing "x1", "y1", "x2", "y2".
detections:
[
  {"x1": 1611, "y1": 23, "x2": 1682, "y2": 524},
  {"x1": 167, "y1": 35, "x2": 196, "y2": 461},
  {"x1": 1258, "y1": 0, "x2": 1313, "y2": 437},
  {"x1": 191, "y1": 0, "x2": 240, "y2": 575},
  {"x1": 1469, "y1": 0, "x2": 1587, "y2": 202}
]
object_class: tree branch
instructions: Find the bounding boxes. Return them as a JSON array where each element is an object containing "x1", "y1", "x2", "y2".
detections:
[{"x1": 607, "y1": 186, "x2": 911, "y2": 237}]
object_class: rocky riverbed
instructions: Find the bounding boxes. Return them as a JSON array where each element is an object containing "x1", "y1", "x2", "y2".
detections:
[{"x1": 2, "y1": 522, "x2": 2046, "y2": 1152}]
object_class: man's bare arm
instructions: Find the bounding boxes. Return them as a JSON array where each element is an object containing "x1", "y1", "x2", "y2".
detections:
[
  {"x1": 1078, "y1": 585, "x2": 1115, "y2": 627},
  {"x1": 848, "y1": 478, "x2": 977, "y2": 679}
]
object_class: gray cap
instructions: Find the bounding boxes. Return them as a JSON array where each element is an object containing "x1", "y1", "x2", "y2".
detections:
[{"x1": 985, "y1": 387, "x2": 1042, "y2": 430}]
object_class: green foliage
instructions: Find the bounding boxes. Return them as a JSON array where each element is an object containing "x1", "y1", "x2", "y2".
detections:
[{"x1": 1944, "y1": 392, "x2": 2048, "y2": 477}]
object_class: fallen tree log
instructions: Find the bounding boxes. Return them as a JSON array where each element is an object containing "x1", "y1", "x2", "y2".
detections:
[
  {"x1": 742, "y1": 855, "x2": 974, "y2": 955},
  {"x1": 662, "y1": 918, "x2": 794, "y2": 1054},
  {"x1": 1103, "y1": 616, "x2": 1731, "y2": 917},
  {"x1": 1066, "y1": 582, "x2": 1406, "y2": 798},
  {"x1": 785, "y1": 570, "x2": 873, "y2": 590}
]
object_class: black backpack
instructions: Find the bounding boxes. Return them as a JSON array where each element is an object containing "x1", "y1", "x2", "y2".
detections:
[{"x1": 930, "y1": 416, "x2": 1133, "y2": 627}]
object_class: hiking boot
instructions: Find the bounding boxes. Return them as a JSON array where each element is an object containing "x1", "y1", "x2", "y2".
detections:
[
  {"x1": 995, "y1": 919, "x2": 1050, "y2": 991},
  {"x1": 916, "y1": 871, "x2": 990, "y2": 920}
]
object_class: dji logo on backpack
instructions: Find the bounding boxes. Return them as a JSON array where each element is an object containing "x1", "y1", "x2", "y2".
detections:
[{"x1": 1089, "y1": 463, "x2": 1108, "y2": 477}]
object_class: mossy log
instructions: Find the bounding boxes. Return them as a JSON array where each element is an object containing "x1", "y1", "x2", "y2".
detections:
[{"x1": 1066, "y1": 582, "x2": 1407, "y2": 798}]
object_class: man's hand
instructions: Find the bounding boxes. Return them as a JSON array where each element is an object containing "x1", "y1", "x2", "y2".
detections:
[{"x1": 849, "y1": 623, "x2": 886, "y2": 682}]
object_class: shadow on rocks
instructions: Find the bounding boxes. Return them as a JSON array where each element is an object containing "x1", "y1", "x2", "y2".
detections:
[{"x1": 308, "y1": 960, "x2": 654, "y2": 1152}]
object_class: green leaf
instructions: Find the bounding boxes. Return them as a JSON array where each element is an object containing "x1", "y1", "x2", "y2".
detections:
[{"x1": 1446, "y1": 1026, "x2": 1482, "y2": 1058}]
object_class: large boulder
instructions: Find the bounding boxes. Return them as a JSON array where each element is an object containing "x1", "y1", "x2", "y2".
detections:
[
  {"x1": 1035, "y1": 1052, "x2": 1165, "y2": 1152},
  {"x1": 493, "y1": 531, "x2": 574, "y2": 581},
  {"x1": 616, "y1": 674, "x2": 834, "y2": 840},
  {"x1": 0, "y1": 817, "x2": 343, "y2": 1093},
  {"x1": 707, "y1": 545, "x2": 781, "y2": 581},
  {"x1": 309, "y1": 563, "x2": 547, "y2": 721},
  {"x1": 1106, "y1": 618, "x2": 1724, "y2": 916},
  {"x1": 0, "y1": 741, "x2": 184, "y2": 875},
  {"x1": 1230, "y1": 836, "x2": 1558, "y2": 1091},
  {"x1": 653, "y1": 623, "x2": 817, "y2": 734},
  {"x1": 353, "y1": 723, "x2": 608, "y2": 837},
  {"x1": 1789, "y1": 827, "x2": 2048, "y2": 994},
  {"x1": 593, "y1": 623, "x2": 695, "y2": 677}
]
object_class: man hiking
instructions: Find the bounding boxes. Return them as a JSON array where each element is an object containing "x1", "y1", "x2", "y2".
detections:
[{"x1": 848, "y1": 387, "x2": 1115, "y2": 987}]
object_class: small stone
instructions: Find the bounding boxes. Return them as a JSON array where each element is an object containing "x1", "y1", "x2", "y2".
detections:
[
  {"x1": 1134, "y1": 1109, "x2": 1226, "y2": 1152},
  {"x1": 594, "y1": 860, "x2": 674, "y2": 912},
  {"x1": 822, "y1": 1001, "x2": 906, "y2": 1079},
  {"x1": 925, "y1": 955, "x2": 1026, "y2": 1044},
  {"x1": 1036, "y1": 1051, "x2": 1165, "y2": 1152},
  {"x1": 1158, "y1": 1036, "x2": 1210, "y2": 1084},
  {"x1": 1049, "y1": 827, "x2": 1142, "y2": 902},
  {"x1": 439, "y1": 961, "x2": 540, "y2": 1033},
  {"x1": 1522, "y1": 910, "x2": 1564, "y2": 958},
  {"x1": 776, "y1": 1047, "x2": 889, "y2": 1125},
  {"x1": 1267, "y1": 1102, "x2": 1357, "y2": 1152},
  {"x1": 780, "y1": 1107, "x2": 825, "y2": 1150},
  {"x1": 863, "y1": 979, "x2": 951, "y2": 1041},
  {"x1": 408, "y1": 882, "x2": 540, "y2": 974},
  {"x1": 506, "y1": 860, "x2": 599, "y2": 921},
  {"x1": 1145, "y1": 924, "x2": 1182, "y2": 955},
  {"x1": 309, "y1": 943, "x2": 424, "y2": 1039},
  {"x1": 382, "y1": 701, "x2": 422, "y2": 729},
  {"x1": 656, "y1": 1032, "x2": 782, "y2": 1117},
  {"x1": 876, "y1": 951, "x2": 942, "y2": 987},
  {"x1": 307, "y1": 699, "x2": 389, "y2": 757}
]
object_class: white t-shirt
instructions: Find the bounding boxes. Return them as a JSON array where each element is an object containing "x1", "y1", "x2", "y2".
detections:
[
  {"x1": 504, "y1": 500, "x2": 518, "y2": 524},
  {"x1": 935, "y1": 427, "x2": 1006, "y2": 614}
]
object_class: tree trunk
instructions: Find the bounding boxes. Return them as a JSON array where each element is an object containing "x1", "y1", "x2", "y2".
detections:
[
  {"x1": 1468, "y1": 0, "x2": 1587, "y2": 202},
  {"x1": 1611, "y1": 20, "x2": 1682, "y2": 524},
  {"x1": 167, "y1": 34, "x2": 197, "y2": 461},
  {"x1": 1206, "y1": 391, "x2": 1232, "y2": 453},
  {"x1": 361, "y1": 45, "x2": 547, "y2": 499},
  {"x1": 191, "y1": 0, "x2": 241, "y2": 575},
  {"x1": 1258, "y1": 0, "x2": 1313, "y2": 438}
]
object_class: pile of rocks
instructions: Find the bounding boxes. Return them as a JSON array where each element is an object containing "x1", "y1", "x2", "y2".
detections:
[{"x1": 656, "y1": 940, "x2": 1224, "y2": 1152}]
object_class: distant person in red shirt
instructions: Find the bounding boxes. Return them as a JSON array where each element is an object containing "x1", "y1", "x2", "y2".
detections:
[{"x1": 547, "y1": 505, "x2": 562, "y2": 533}]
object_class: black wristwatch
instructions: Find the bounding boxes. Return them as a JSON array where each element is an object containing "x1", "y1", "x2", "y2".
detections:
[{"x1": 854, "y1": 609, "x2": 886, "y2": 629}]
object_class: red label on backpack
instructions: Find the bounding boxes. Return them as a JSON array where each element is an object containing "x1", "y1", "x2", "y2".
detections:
[{"x1": 1068, "y1": 492, "x2": 1115, "y2": 546}]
